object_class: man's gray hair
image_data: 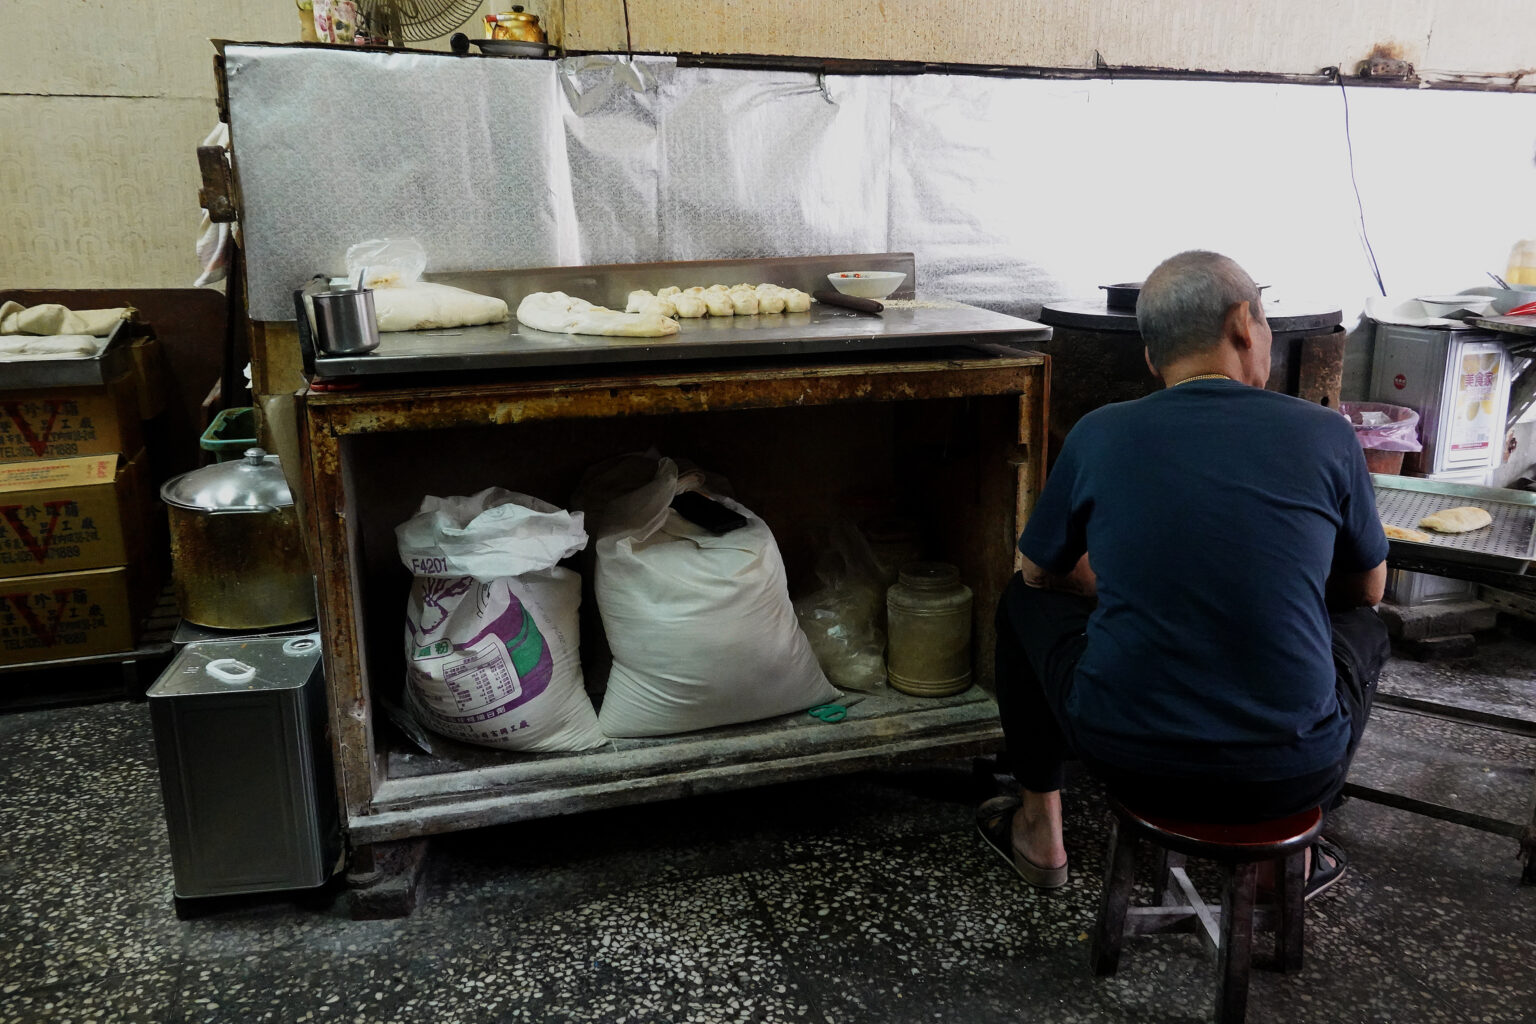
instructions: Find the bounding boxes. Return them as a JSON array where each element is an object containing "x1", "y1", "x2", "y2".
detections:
[{"x1": 1136, "y1": 251, "x2": 1264, "y2": 369}]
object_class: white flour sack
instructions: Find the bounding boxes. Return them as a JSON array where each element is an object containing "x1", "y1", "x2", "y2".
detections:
[
  {"x1": 396, "y1": 489, "x2": 604, "y2": 752},
  {"x1": 577, "y1": 455, "x2": 838, "y2": 738}
]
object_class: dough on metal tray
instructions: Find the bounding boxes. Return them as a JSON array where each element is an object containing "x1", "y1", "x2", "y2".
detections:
[
  {"x1": 1417, "y1": 506, "x2": 1493, "y2": 534},
  {"x1": 1382, "y1": 522, "x2": 1431, "y2": 542},
  {"x1": 372, "y1": 282, "x2": 509, "y2": 332},
  {"x1": 516, "y1": 291, "x2": 679, "y2": 337}
]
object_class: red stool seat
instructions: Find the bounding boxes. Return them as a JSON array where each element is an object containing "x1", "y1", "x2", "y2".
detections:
[{"x1": 1119, "y1": 803, "x2": 1323, "y2": 861}]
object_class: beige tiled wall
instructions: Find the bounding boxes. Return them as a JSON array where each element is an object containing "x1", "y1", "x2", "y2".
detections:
[{"x1": 3, "y1": 0, "x2": 1532, "y2": 291}]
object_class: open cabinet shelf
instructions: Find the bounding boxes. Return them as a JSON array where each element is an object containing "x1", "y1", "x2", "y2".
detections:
[{"x1": 299, "y1": 351, "x2": 1048, "y2": 849}]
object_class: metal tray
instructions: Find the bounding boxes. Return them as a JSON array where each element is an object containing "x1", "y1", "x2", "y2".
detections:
[
  {"x1": 1372, "y1": 474, "x2": 1536, "y2": 573},
  {"x1": 0, "y1": 320, "x2": 131, "y2": 391}
]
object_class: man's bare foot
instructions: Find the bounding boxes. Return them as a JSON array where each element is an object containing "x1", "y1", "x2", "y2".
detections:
[{"x1": 1012, "y1": 789, "x2": 1068, "y2": 872}]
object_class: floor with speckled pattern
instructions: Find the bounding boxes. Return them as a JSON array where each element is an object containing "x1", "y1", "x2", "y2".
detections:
[{"x1": 2, "y1": 639, "x2": 1535, "y2": 1024}]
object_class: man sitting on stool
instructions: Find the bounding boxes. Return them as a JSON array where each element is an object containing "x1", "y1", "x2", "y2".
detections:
[{"x1": 979, "y1": 250, "x2": 1390, "y2": 895}]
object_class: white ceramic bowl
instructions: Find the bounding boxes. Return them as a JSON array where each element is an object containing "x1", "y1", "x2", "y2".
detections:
[
  {"x1": 827, "y1": 271, "x2": 907, "y2": 300},
  {"x1": 1418, "y1": 294, "x2": 1495, "y2": 317}
]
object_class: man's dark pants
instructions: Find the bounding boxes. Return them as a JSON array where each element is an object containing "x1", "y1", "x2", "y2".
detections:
[{"x1": 994, "y1": 574, "x2": 1391, "y2": 823}]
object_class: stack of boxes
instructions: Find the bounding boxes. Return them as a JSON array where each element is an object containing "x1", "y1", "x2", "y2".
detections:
[{"x1": 0, "y1": 331, "x2": 161, "y2": 667}]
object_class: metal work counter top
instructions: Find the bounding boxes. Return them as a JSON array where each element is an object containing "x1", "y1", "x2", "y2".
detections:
[
  {"x1": 311, "y1": 301, "x2": 1051, "y2": 379},
  {"x1": 1039, "y1": 298, "x2": 1342, "y2": 335}
]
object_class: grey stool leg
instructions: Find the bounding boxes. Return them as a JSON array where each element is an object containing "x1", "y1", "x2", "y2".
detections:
[
  {"x1": 1153, "y1": 848, "x2": 1187, "y2": 906},
  {"x1": 1216, "y1": 861, "x2": 1258, "y2": 1024},
  {"x1": 1271, "y1": 849, "x2": 1306, "y2": 973},
  {"x1": 1091, "y1": 817, "x2": 1138, "y2": 976}
]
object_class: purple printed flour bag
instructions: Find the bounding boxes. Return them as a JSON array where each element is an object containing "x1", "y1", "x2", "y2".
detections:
[{"x1": 396, "y1": 489, "x2": 604, "y2": 752}]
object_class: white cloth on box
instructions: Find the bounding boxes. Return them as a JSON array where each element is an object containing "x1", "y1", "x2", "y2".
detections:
[
  {"x1": 0, "y1": 335, "x2": 107, "y2": 361},
  {"x1": 0, "y1": 301, "x2": 131, "y2": 337},
  {"x1": 396, "y1": 489, "x2": 603, "y2": 753},
  {"x1": 579, "y1": 455, "x2": 838, "y2": 738},
  {"x1": 373, "y1": 281, "x2": 509, "y2": 332}
]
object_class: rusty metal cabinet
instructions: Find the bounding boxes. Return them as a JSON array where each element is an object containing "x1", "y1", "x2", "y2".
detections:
[{"x1": 298, "y1": 352, "x2": 1048, "y2": 846}]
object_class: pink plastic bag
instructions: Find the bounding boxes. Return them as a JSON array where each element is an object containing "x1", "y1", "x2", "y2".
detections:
[{"x1": 1339, "y1": 402, "x2": 1422, "y2": 452}]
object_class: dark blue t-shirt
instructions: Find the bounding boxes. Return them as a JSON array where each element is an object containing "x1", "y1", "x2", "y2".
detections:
[{"x1": 1018, "y1": 379, "x2": 1389, "y2": 780}]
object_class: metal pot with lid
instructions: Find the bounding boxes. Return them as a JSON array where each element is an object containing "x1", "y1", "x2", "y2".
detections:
[{"x1": 160, "y1": 448, "x2": 316, "y2": 630}]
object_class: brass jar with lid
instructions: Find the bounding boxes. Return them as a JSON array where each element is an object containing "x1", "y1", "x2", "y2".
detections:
[{"x1": 886, "y1": 562, "x2": 973, "y2": 697}]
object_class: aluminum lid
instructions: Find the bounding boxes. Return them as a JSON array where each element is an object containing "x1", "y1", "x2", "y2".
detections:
[
  {"x1": 159, "y1": 448, "x2": 296, "y2": 512},
  {"x1": 147, "y1": 634, "x2": 323, "y2": 698}
]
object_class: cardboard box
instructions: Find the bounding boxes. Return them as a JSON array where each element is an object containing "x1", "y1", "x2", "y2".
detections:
[
  {"x1": 0, "y1": 371, "x2": 143, "y2": 463},
  {"x1": 129, "y1": 335, "x2": 170, "y2": 420},
  {"x1": 0, "y1": 450, "x2": 148, "y2": 580},
  {"x1": 0, "y1": 565, "x2": 138, "y2": 667}
]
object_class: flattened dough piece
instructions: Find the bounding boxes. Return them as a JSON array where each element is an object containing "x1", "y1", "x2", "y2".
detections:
[
  {"x1": 516, "y1": 291, "x2": 678, "y2": 337},
  {"x1": 1418, "y1": 506, "x2": 1493, "y2": 534},
  {"x1": 1382, "y1": 522, "x2": 1432, "y2": 542}
]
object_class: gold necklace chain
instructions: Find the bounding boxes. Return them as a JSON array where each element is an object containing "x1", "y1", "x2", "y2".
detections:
[{"x1": 1171, "y1": 372, "x2": 1234, "y2": 387}]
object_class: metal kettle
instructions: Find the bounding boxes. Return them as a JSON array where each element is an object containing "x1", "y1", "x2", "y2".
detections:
[{"x1": 486, "y1": 6, "x2": 545, "y2": 42}]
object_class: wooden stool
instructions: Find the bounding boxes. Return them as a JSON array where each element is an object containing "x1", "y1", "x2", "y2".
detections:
[{"x1": 1090, "y1": 797, "x2": 1324, "y2": 1024}]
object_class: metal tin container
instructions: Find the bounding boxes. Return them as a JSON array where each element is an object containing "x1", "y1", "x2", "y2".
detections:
[
  {"x1": 146, "y1": 634, "x2": 339, "y2": 898},
  {"x1": 886, "y1": 562, "x2": 973, "y2": 697},
  {"x1": 161, "y1": 448, "x2": 316, "y2": 629}
]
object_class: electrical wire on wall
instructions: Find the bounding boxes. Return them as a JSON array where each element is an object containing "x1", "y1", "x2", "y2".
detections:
[{"x1": 1330, "y1": 66, "x2": 1388, "y2": 297}]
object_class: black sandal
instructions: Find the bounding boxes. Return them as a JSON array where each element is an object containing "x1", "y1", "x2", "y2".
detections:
[
  {"x1": 1305, "y1": 836, "x2": 1349, "y2": 901},
  {"x1": 975, "y1": 795, "x2": 1068, "y2": 889}
]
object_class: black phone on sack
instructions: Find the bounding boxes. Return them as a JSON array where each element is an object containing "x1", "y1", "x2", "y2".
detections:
[{"x1": 670, "y1": 491, "x2": 749, "y2": 534}]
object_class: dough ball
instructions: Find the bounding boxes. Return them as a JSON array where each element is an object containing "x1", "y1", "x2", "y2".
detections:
[
  {"x1": 685, "y1": 286, "x2": 706, "y2": 296},
  {"x1": 641, "y1": 296, "x2": 677, "y2": 318},
  {"x1": 657, "y1": 286, "x2": 681, "y2": 298},
  {"x1": 784, "y1": 288, "x2": 811, "y2": 313},
  {"x1": 729, "y1": 290, "x2": 760, "y2": 315},
  {"x1": 673, "y1": 294, "x2": 707, "y2": 318},
  {"x1": 702, "y1": 291, "x2": 735, "y2": 316},
  {"x1": 755, "y1": 284, "x2": 787, "y2": 314},
  {"x1": 626, "y1": 289, "x2": 654, "y2": 314}
]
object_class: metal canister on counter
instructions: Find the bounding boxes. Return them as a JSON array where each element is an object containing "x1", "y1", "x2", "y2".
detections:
[{"x1": 886, "y1": 562, "x2": 973, "y2": 697}]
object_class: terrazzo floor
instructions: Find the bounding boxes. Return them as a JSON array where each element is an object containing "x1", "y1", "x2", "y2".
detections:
[{"x1": 3, "y1": 642, "x2": 1535, "y2": 1024}]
